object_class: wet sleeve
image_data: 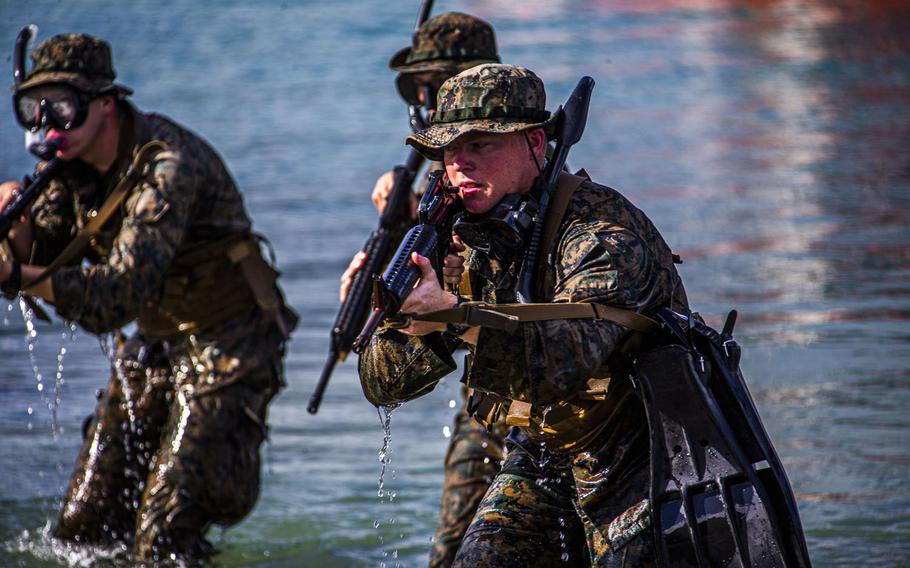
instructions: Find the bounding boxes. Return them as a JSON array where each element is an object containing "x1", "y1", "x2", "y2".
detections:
[
  {"x1": 467, "y1": 220, "x2": 658, "y2": 406},
  {"x1": 358, "y1": 329, "x2": 459, "y2": 407},
  {"x1": 50, "y1": 149, "x2": 195, "y2": 333}
]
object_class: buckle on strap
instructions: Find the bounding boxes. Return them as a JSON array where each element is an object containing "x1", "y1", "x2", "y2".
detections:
[{"x1": 414, "y1": 301, "x2": 520, "y2": 333}]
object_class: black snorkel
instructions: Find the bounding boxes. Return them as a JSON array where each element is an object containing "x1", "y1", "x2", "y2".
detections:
[
  {"x1": 12, "y1": 25, "x2": 60, "y2": 161},
  {"x1": 13, "y1": 24, "x2": 34, "y2": 85}
]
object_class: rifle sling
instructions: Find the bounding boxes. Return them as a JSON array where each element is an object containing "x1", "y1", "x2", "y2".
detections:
[
  {"x1": 538, "y1": 170, "x2": 588, "y2": 282},
  {"x1": 413, "y1": 300, "x2": 658, "y2": 334},
  {"x1": 23, "y1": 140, "x2": 166, "y2": 292}
]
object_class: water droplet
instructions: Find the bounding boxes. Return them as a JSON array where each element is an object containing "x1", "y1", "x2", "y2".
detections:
[
  {"x1": 561, "y1": 552, "x2": 570, "y2": 562},
  {"x1": 373, "y1": 520, "x2": 380, "y2": 529},
  {"x1": 442, "y1": 425, "x2": 451, "y2": 438},
  {"x1": 448, "y1": 399, "x2": 456, "y2": 408}
]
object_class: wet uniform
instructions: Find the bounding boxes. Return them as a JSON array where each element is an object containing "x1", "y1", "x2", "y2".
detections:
[
  {"x1": 360, "y1": 178, "x2": 688, "y2": 566},
  {"x1": 31, "y1": 102, "x2": 294, "y2": 560},
  {"x1": 413, "y1": 160, "x2": 509, "y2": 568}
]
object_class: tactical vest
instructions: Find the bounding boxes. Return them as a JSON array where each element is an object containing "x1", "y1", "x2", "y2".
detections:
[{"x1": 24, "y1": 141, "x2": 297, "y2": 341}]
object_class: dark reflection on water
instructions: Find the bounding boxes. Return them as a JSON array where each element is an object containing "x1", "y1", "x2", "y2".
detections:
[{"x1": 1, "y1": 0, "x2": 909, "y2": 566}]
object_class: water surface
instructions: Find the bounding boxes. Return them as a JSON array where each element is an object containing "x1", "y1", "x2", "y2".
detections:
[{"x1": 1, "y1": 0, "x2": 908, "y2": 565}]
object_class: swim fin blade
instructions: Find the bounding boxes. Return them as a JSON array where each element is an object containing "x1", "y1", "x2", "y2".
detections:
[{"x1": 632, "y1": 309, "x2": 811, "y2": 567}]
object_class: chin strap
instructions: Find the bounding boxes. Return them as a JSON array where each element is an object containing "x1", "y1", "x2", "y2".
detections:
[{"x1": 523, "y1": 130, "x2": 544, "y2": 176}]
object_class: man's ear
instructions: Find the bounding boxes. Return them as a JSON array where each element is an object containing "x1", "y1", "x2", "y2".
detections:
[
  {"x1": 526, "y1": 128, "x2": 547, "y2": 159},
  {"x1": 98, "y1": 94, "x2": 118, "y2": 115}
]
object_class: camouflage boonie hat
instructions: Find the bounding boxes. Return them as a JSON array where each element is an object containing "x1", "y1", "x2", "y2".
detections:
[
  {"x1": 389, "y1": 12, "x2": 500, "y2": 75},
  {"x1": 14, "y1": 34, "x2": 132, "y2": 95},
  {"x1": 406, "y1": 64, "x2": 553, "y2": 161}
]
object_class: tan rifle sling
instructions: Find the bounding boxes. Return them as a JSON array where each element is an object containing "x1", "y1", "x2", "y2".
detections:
[{"x1": 23, "y1": 140, "x2": 167, "y2": 292}]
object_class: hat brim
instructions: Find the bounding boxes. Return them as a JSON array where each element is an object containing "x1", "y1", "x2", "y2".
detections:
[
  {"x1": 406, "y1": 116, "x2": 556, "y2": 161},
  {"x1": 14, "y1": 71, "x2": 132, "y2": 96},
  {"x1": 389, "y1": 46, "x2": 497, "y2": 74}
]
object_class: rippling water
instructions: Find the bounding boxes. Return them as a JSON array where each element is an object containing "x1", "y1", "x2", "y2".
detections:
[{"x1": 1, "y1": 0, "x2": 908, "y2": 566}]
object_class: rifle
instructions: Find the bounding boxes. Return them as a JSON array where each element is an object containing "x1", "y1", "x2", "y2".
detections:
[
  {"x1": 307, "y1": 150, "x2": 425, "y2": 413},
  {"x1": 307, "y1": 0, "x2": 435, "y2": 414},
  {"x1": 352, "y1": 170, "x2": 460, "y2": 354},
  {"x1": 515, "y1": 76, "x2": 595, "y2": 303},
  {"x1": 0, "y1": 149, "x2": 64, "y2": 242}
]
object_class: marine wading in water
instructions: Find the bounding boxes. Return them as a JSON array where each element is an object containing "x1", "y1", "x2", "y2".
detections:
[
  {"x1": 357, "y1": 62, "x2": 811, "y2": 567},
  {"x1": 0, "y1": 28, "x2": 296, "y2": 562},
  {"x1": 329, "y1": 7, "x2": 510, "y2": 567}
]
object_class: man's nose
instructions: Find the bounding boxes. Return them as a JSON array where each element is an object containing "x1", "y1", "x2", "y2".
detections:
[{"x1": 447, "y1": 149, "x2": 472, "y2": 171}]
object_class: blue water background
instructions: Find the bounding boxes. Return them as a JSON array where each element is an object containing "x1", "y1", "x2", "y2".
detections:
[{"x1": 1, "y1": 0, "x2": 908, "y2": 565}]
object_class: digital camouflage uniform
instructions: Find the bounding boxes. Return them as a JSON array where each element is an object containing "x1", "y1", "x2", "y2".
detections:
[
  {"x1": 360, "y1": 64, "x2": 688, "y2": 566},
  {"x1": 13, "y1": 34, "x2": 295, "y2": 561},
  {"x1": 390, "y1": 14, "x2": 506, "y2": 568}
]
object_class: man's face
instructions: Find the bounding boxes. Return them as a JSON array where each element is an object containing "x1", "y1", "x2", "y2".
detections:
[
  {"x1": 443, "y1": 130, "x2": 542, "y2": 214},
  {"x1": 410, "y1": 71, "x2": 449, "y2": 116},
  {"x1": 16, "y1": 84, "x2": 108, "y2": 160}
]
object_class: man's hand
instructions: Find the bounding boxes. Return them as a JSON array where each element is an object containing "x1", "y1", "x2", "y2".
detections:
[
  {"x1": 442, "y1": 236, "x2": 466, "y2": 286},
  {"x1": 339, "y1": 250, "x2": 367, "y2": 303},
  {"x1": 399, "y1": 252, "x2": 458, "y2": 335},
  {"x1": 0, "y1": 180, "x2": 29, "y2": 222},
  {"x1": 371, "y1": 170, "x2": 418, "y2": 219},
  {"x1": 0, "y1": 179, "x2": 35, "y2": 258}
]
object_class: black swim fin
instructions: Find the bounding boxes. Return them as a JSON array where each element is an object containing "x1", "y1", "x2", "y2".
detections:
[{"x1": 631, "y1": 308, "x2": 811, "y2": 567}]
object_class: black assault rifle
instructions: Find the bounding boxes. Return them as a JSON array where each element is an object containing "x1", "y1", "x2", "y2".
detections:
[
  {"x1": 351, "y1": 170, "x2": 460, "y2": 354},
  {"x1": 515, "y1": 76, "x2": 595, "y2": 303},
  {"x1": 307, "y1": 150, "x2": 425, "y2": 413},
  {"x1": 307, "y1": 0, "x2": 434, "y2": 414}
]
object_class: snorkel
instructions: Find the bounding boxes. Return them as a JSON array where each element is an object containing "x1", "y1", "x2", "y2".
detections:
[{"x1": 13, "y1": 25, "x2": 62, "y2": 160}]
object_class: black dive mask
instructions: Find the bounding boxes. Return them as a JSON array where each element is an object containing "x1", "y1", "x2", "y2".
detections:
[
  {"x1": 13, "y1": 84, "x2": 98, "y2": 132},
  {"x1": 454, "y1": 191, "x2": 540, "y2": 264}
]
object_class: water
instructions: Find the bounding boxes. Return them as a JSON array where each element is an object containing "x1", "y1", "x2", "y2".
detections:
[{"x1": 1, "y1": 0, "x2": 908, "y2": 565}]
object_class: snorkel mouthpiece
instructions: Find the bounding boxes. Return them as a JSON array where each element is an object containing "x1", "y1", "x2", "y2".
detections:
[{"x1": 27, "y1": 131, "x2": 62, "y2": 161}]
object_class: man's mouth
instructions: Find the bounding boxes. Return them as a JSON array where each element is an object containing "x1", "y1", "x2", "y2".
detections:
[
  {"x1": 46, "y1": 131, "x2": 67, "y2": 149},
  {"x1": 459, "y1": 182, "x2": 483, "y2": 196}
]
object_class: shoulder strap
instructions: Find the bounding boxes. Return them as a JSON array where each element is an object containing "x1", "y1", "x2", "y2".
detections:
[
  {"x1": 23, "y1": 141, "x2": 167, "y2": 292},
  {"x1": 414, "y1": 300, "x2": 658, "y2": 334},
  {"x1": 536, "y1": 169, "x2": 589, "y2": 298}
]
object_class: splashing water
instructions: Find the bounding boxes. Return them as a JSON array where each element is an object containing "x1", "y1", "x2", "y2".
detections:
[
  {"x1": 376, "y1": 404, "x2": 399, "y2": 501},
  {"x1": 374, "y1": 404, "x2": 403, "y2": 566},
  {"x1": 17, "y1": 296, "x2": 74, "y2": 439}
]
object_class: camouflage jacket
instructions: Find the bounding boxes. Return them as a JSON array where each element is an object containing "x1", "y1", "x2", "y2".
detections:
[
  {"x1": 31, "y1": 102, "x2": 251, "y2": 335},
  {"x1": 359, "y1": 178, "x2": 688, "y2": 415}
]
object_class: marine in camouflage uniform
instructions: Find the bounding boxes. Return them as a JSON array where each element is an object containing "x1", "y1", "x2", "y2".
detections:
[
  {"x1": 2, "y1": 34, "x2": 295, "y2": 561},
  {"x1": 359, "y1": 64, "x2": 688, "y2": 566},
  {"x1": 370, "y1": 14, "x2": 509, "y2": 567}
]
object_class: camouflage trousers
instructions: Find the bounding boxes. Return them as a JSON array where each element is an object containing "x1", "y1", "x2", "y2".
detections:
[
  {"x1": 429, "y1": 403, "x2": 506, "y2": 568},
  {"x1": 452, "y1": 431, "x2": 654, "y2": 568},
  {"x1": 53, "y1": 327, "x2": 283, "y2": 562}
]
